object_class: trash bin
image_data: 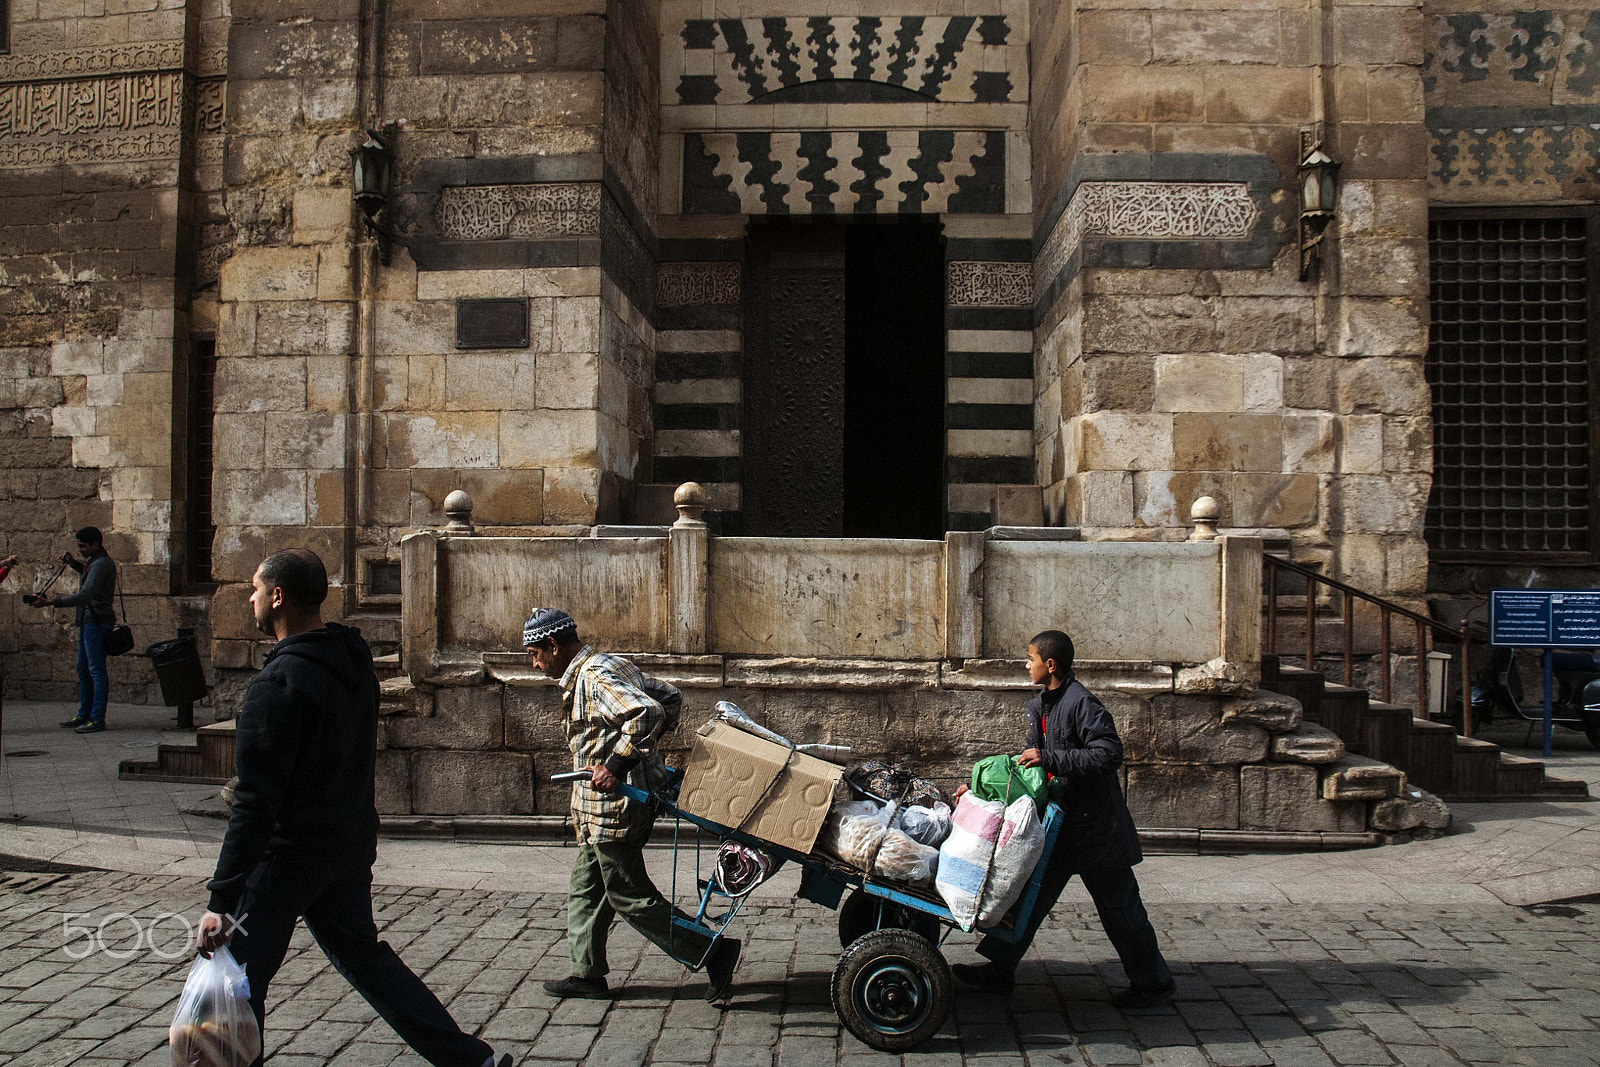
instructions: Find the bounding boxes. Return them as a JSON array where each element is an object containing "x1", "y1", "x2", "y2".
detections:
[{"x1": 147, "y1": 629, "x2": 208, "y2": 722}]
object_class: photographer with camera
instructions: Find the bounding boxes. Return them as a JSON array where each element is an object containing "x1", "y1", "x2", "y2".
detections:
[{"x1": 27, "y1": 527, "x2": 117, "y2": 734}]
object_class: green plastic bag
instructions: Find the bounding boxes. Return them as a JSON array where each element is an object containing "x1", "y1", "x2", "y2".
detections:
[{"x1": 969, "y1": 755, "x2": 1048, "y2": 813}]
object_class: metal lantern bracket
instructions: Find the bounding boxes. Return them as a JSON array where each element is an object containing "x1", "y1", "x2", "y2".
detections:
[
  {"x1": 349, "y1": 126, "x2": 409, "y2": 265},
  {"x1": 1297, "y1": 128, "x2": 1340, "y2": 281}
]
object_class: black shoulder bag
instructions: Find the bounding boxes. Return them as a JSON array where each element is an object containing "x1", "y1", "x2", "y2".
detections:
[{"x1": 105, "y1": 563, "x2": 135, "y2": 656}]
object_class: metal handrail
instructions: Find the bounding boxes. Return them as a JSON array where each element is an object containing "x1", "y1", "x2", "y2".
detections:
[{"x1": 1263, "y1": 554, "x2": 1474, "y2": 736}]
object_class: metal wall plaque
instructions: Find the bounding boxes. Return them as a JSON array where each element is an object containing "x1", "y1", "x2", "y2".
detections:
[{"x1": 456, "y1": 298, "x2": 529, "y2": 349}]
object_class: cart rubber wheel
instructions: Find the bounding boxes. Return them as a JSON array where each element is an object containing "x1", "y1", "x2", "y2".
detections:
[
  {"x1": 837, "y1": 889, "x2": 942, "y2": 950},
  {"x1": 1586, "y1": 727, "x2": 1600, "y2": 752},
  {"x1": 831, "y1": 928, "x2": 952, "y2": 1052}
]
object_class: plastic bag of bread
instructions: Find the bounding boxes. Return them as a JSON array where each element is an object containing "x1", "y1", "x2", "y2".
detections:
[
  {"x1": 871, "y1": 827, "x2": 940, "y2": 887},
  {"x1": 169, "y1": 947, "x2": 261, "y2": 1067},
  {"x1": 817, "y1": 799, "x2": 893, "y2": 870}
]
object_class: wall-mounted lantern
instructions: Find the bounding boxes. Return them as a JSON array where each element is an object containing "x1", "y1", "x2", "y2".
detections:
[
  {"x1": 350, "y1": 127, "x2": 398, "y2": 264},
  {"x1": 1297, "y1": 129, "x2": 1340, "y2": 281}
]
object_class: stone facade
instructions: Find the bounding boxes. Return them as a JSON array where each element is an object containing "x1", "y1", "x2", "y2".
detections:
[{"x1": 0, "y1": 0, "x2": 1580, "y2": 726}]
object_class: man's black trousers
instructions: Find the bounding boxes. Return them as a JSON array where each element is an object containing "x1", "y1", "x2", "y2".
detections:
[
  {"x1": 228, "y1": 853, "x2": 492, "y2": 1067},
  {"x1": 976, "y1": 839, "x2": 1172, "y2": 991}
]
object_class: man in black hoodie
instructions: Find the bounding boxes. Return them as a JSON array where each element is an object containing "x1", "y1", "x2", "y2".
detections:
[{"x1": 194, "y1": 549, "x2": 511, "y2": 1067}]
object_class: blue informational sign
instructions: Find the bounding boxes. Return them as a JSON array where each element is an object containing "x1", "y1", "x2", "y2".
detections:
[
  {"x1": 1490, "y1": 589, "x2": 1600, "y2": 648},
  {"x1": 1489, "y1": 588, "x2": 1600, "y2": 759}
]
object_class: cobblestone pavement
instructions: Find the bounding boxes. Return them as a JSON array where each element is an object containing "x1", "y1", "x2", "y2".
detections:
[{"x1": 2, "y1": 869, "x2": 1598, "y2": 1067}]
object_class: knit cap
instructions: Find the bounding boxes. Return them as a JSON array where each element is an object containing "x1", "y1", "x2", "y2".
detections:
[{"x1": 522, "y1": 607, "x2": 577, "y2": 648}]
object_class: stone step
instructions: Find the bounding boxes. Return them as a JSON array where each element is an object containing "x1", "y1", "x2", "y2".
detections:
[
  {"x1": 117, "y1": 720, "x2": 234, "y2": 785},
  {"x1": 1265, "y1": 665, "x2": 1325, "y2": 724},
  {"x1": 1321, "y1": 755, "x2": 1405, "y2": 801},
  {"x1": 1495, "y1": 753, "x2": 1549, "y2": 796},
  {"x1": 1361, "y1": 702, "x2": 1413, "y2": 771},
  {"x1": 1535, "y1": 775, "x2": 1591, "y2": 798},
  {"x1": 1318, "y1": 684, "x2": 1370, "y2": 753},
  {"x1": 1405, "y1": 718, "x2": 1458, "y2": 795},
  {"x1": 1451, "y1": 737, "x2": 1503, "y2": 797}
]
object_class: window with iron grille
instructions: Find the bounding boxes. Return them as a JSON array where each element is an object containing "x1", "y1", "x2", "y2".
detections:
[
  {"x1": 186, "y1": 338, "x2": 217, "y2": 586},
  {"x1": 1426, "y1": 213, "x2": 1599, "y2": 559}
]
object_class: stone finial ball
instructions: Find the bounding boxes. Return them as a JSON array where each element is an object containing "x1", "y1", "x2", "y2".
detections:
[
  {"x1": 444, "y1": 489, "x2": 474, "y2": 514},
  {"x1": 1191, "y1": 496, "x2": 1221, "y2": 521},
  {"x1": 674, "y1": 481, "x2": 707, "y2": 508}
]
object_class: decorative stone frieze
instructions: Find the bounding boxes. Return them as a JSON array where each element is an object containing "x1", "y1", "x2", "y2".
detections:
[
  {"x1": 657, "y1": 262, "x2": 742, "y2": 306},
  {"x1": 673, "y1": 15, "x2": 1021, "y2": 104},
  {"x1": 0, "y1": 42, "x2": 186, "y2": 83},
  {"x1": 0, "y1": 70, "x2": 185, "y2": 167},
  {"x1": 946, "y1": 261, "x2": 1031, "y2": 308},
  {"x1": 433, "y1": 182, "x2": 602, "y2": 241},
  {"x1": 683, "y1": 130, "x2": 1004, "y2": 215},
  {"x1": 1429, "y1": 115, "x2": 1600, "y2": 193},
  {"x1": 1034, "y1": 181, "x2": 1259, "y2": 293},
  {"x1": 1422, "y1": 11, "x2": 1600, "y2": 96}
]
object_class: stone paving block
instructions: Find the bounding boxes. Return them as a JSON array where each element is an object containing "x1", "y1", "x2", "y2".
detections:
[
  {"x1": 586, "y1": 1039, "x2": 652, "y2": 1067},
  {"x1": 712, "y1": 1044, "x2": 776, "y2": 1067},
  {"x1": 1313, "y1": 1027, "x2": 1395, "y2": 1064},
  {"x1": 777, "y1": 1034, "x2": 837, "y2": 1065},
  {"x1": 1075, "y1": 1033, "x2": 1144, "y2": 1065},
  {"x1": 1198, "y1": 1029, "x2": 1275, "y2": 1066},
  {"x1": 325, "y1": 1043, "x2": 403, "y2": 1067}
]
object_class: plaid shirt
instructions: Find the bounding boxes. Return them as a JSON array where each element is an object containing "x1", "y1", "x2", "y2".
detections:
[{"x1": 561, "y1": 646, "x2": 680, "y2": 844}]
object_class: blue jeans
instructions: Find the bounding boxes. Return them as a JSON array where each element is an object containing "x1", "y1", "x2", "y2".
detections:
[
  {"x1": 978, "y1": 850, "x2": 1173, "y2": 992},
  {"x1": 75, "y1": 622, "x2": 111, "y2": 724}
]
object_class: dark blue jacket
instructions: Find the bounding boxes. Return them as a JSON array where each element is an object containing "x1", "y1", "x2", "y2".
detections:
[{"x1": 1026, "y1": 675, "x2": 1142, "y2": 873}]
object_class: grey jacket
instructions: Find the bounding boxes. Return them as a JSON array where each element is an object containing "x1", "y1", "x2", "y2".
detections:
[{"x1": 54, "y1": 552, "x2": 116, "y2": 627}]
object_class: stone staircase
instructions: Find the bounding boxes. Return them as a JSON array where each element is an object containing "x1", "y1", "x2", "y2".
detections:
[
  {"x1": 1263, "y1": 654, "x2": 1588, "y2": 803},
  {"x1": 118, "y1": 719, "x2": 237, "y2": 785},
  {"x1": 116, "y1": 609, "x2": 403, "y2": 787}
]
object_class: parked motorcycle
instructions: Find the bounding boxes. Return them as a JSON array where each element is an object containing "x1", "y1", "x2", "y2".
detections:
[{"x1": 1470, "y1": 646, "x2": 1600, "y2": 750}]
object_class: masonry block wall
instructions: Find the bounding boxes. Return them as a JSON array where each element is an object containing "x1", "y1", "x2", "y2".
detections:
[
  {"x1": 1029, "y1": 0, "x2": 1434, "y2": 607},
  {"x1": 207, "y1": 1, "x2": 642, "y2": 681},
  {"x1": 0, "y1": 0, "x2": 217, "y2": 701}
]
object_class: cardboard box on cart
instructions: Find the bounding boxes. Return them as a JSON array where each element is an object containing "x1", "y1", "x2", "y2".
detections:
[{"x1": 678, "y1": 721, "x2": 845, "y2": 853}]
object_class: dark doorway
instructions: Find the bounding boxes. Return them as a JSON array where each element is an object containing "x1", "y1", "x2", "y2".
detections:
[{"x1": 742, "y1": 220, "x2": 945, "y2": 538}]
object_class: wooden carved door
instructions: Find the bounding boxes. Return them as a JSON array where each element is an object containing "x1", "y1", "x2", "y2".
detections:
[{"x1": 743, "y1": 223, "x2": 847, "y2": 536}]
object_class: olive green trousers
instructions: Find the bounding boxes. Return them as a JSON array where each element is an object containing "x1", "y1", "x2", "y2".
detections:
[{"x1": 566, "y1": 831, "x2": 714, "y2": 979}]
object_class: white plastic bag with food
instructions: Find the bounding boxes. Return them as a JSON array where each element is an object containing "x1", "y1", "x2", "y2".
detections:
[
  {"x1": 935, "y1": 793, "x2": 1046, "y2": 930},
  {"x1": 169, "y1": 947, "x2": 261, "y2": 1067},
  {"x1": 872, "y1": 828, "x2": 940, "y2": 887},
  {"x1": 817, "y1": 799, "x2": 894, "y2": 869}
]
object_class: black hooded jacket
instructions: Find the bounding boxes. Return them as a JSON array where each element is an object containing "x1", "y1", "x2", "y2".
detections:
[
  {"x1": 207, "y1": 624, "x2": 381, "y2": 914},
  {"x1": 1026, "y1": 674, "x2": 1143, "y2": 873}
]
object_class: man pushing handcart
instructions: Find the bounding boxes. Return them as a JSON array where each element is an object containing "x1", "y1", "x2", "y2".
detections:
[{"x1": 529, "y1": 610, "x2": 1172, "y2": 1052}]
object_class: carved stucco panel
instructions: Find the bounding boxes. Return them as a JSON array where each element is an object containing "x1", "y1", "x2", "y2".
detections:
[
  {"x1": 1033, "y1": 182, "x2": 1259, "y2": 293},
  {"x1": 947, "y1": 261, "x2": 1031, "y2": 308},
  {"x1": 433, "y1": 183, "x2": 602, "y2": 240},
  {"x1": 657, "y1": 262, "x2": 742, "y2": 306}
]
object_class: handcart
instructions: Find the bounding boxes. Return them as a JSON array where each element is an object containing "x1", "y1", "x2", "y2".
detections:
[{"x1": 617, "y1": 770, "x2": 1064, "y2": 1052}]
